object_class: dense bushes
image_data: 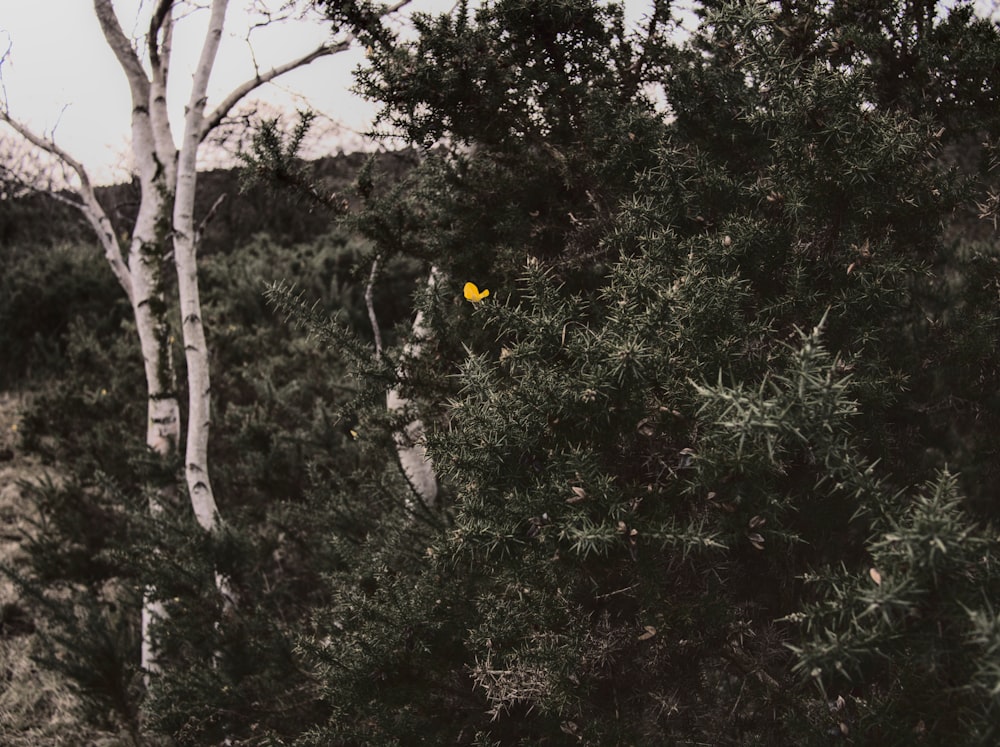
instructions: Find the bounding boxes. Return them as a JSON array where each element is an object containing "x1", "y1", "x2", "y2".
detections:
[
  {"x1": 1, "y1": 221, "x2": 415, "y2": 742},
  {"x1": 0, "y1": 241, "x2": 130, "y2": 389},
  {"x1": 3, "y1": 0, "x2": 1000, "y2": 744},
  {"x1": 290, "y1": 0, "x2": 1000, "y2": 744}
]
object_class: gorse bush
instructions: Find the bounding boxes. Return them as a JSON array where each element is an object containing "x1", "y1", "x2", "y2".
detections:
[
  {"x1": 0, "y1": 241, "x2": 130, "y2": 390},
  {"x1": 4, "y1": 0, "x2": 1000, "y2": 745},
  {"x1": 5, "y1": 226, "x2": 405, "y2": 743},
  {"x1": 285, "y1": 0, "x2": 1000, "y2": 744}
]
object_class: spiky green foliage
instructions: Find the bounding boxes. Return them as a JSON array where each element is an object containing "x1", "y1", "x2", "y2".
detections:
[
  {"x1": 789, "y1": 469, "x2": 1000, "y2": 744},
  {"x1": 4, "y1": 0, "x2": 1000, "y2": 744},
  {"x1": 288, "y1": 0, "x2": 1000, "y2": 744},
  {"x1": 0, "y1": 241, "x2": 129, "y2": 389},
  {"x1": 3, "y1": 226, "x2": 394, "y2": 744}
]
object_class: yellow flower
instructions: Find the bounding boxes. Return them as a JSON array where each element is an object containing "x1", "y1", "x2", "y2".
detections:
[{"x1": 463, "y1": 282, "x2": 490, "y2": 303}]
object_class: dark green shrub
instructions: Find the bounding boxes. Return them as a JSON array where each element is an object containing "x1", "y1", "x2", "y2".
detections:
[
  {"x1": 289, "y1": 1, "x2": 1000, "y2": 744},
  {"x1": 0, "y1": 242, "x2": 130, "y2": 389}
]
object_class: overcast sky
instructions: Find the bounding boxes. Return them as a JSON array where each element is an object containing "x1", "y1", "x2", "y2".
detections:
[{"x1": 1, "y1": 1, "x2": 660, "y2": 185}]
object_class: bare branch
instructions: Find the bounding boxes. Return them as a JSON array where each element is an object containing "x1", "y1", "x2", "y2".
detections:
[
  {"x1": 149, "y1": 1, "x2": 177, "y2": 183},
  {"x1": 0, "y1": 136, "x2": 83, "y2": 203},
  {"x1": 1, "y1": 111, "x2": 91, "y2": 191},
  {"x1": 0, "y1": 110, "x2": 134, "y2": 301},
  {"x1": 200, "y1": 37, "x2": 352, "y2": 141},
  {"x1": 247, "y1": 2, "x2": 300, "y2": 33},
  {"x1": 93, "y1": 0, "x2": 151, "y2": 102},
  {"x1": 384, "y1": 0, "x2": 416, "y2": 16},
  {"x1": 366, "y1": 255, "x2": 384, "y2": 357},
  {"x1": 199, "y1": 0, "x2": 414, "y2": 142},
  {"x1": 195, "y1": 192, "x2": 226, "y2": 245},
  {"x1": 185, "y1": 0, "x2": 230, "y2": 150},
  {"x1": 148, "y1": 0, "x2": 174, "y2": 69},
  {"x1": 0, "y1": 32, "x2": 12, "y2": 112}
]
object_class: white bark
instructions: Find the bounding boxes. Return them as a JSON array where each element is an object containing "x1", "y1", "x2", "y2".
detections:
[
  {"x1": 148, "y1": 1, "x2": 179, "y2": 190},
  {"x1": 5, "y1": 0, "x2": 415, "y2": 677},
  {"x1": 386, "y1": 268, "x2": 440, "y2": 508},
  {"x1": 94, "y1": 0, "x2": 184, "y2": 675},
  {"x1": 5, "y1": 0, "x2": 182, "y2": 669},
  {"x1": 174, "y1": 0, "x2": 229, "y2": 534}
]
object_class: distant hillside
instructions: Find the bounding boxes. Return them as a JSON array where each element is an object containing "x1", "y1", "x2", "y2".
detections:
[{"x1": 0, "y1": 149, "x2": 418, "y2": 253}]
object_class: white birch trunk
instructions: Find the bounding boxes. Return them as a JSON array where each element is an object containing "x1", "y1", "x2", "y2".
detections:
[
  {"x1": 94, "y1": 0, "x2": 183, "y2": 674},
  {"x1": 386, "y1": 268, "x2": 440, "y2": 508},
  {"x1": 173, "y1": 0, "x2": 229, "y2": 534},
  {"x1": 93, "y1": 0, "x2": 182, "y2": 452},
  {"x1": 7, "y1": 0, "x2": 413, "y2": 679}
]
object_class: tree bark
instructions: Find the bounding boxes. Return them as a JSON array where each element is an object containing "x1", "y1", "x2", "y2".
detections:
[
  {"x1": 94, "y1": 0, "x2": 182, "y2": 674},
  {"x1": 386, "y1": 267, "x2": 440, "y2": 509},
  {"x1": 5, "y1": 0, "x2": 415, "y2": 679},
  {"x1": 173, "y1": 0, "x2": 229, "y2": 535}
]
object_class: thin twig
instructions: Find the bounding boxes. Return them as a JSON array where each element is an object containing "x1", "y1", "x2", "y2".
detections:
[
  {"x1": 195, "y1": 192, "x2": 227, "y2": 246},
  {"x1": 366, "y1": 254, "x2": 384, "y2": 357}
]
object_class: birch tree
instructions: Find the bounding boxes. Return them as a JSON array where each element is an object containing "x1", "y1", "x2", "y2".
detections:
[
  {"x1": 385, "y1": 268, "x2": 440, "y2": 508},
  {"x1": 0, "y1": 0, "x2": 406, "y2": 673},
  {"x1": 364, "y1": 256, "x2": 439, "y2": 510}
]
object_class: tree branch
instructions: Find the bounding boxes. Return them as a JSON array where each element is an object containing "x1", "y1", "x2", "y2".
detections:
[
  {"x1": 0, "y1": 33, "x2": 13, "y2": 111},
  {"x1": 93, "y1": 0, "x2": 151, "y2": 103},
  {"x1": 148, "y1": 0, "x2": 174, "y2": 69},
  {"x1": 195, "y1": 192, "x2": 227, "y2": 246},
  {"x1": 199, "y1": 0, "x2": 414, "y2": 142},
  {"x1": 1, "y1": 112, "x2": 90, "y2": 204},
  {"x1": 0, "y1": 110, "x2": 133, "y2": 302},
  {"x1": 149, "y1": 1, "x2": 177, "y2": 183},
  {"x1": 199, "y1": 38, "x2": 352, "y2": 142},
  {"x1": 366, "y1": 255, "x2": 384, "y2": 357}
]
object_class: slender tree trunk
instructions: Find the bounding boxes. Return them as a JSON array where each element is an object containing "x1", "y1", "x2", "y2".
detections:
[
  {"x1": 130, "y1": 170, "x2": 181, "y2": 677},
  {"x1": 8, "y1": 0, "x2": 413, "y2": 679},
  {"x1": 172, "y1": 1, "x2": 241, "y2": 619},
  {"x1": 94, "y1": 0, "x2": 184, "y2": 675},
  {"x1": 129, "y1": 195, "x2": 181, "y2": 674},
  {"x1": 386, "y1": 267, "x2": 440, "y2": 508},
  {"x1": 174, "y1": 0, "x2": 228, "y2": 534}
]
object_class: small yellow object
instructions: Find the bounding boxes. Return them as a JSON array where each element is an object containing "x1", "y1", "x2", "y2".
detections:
[
  {"x1": 349, "y1": 429, "x2": 359, "y2": 440},
  {"x1": 100, "y1": 389, "x2": 108, "y2": 396},
  {"x1": 10, "y1": 424, "x2": 17, "y2": 432},
  {"x1": 463, "y1": 282, "x2": 490, "y2": 303}
]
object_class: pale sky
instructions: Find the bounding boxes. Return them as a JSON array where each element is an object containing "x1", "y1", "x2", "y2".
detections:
[{"x1": 0, "y1": 1, "x2": 660, "y2": 185}]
